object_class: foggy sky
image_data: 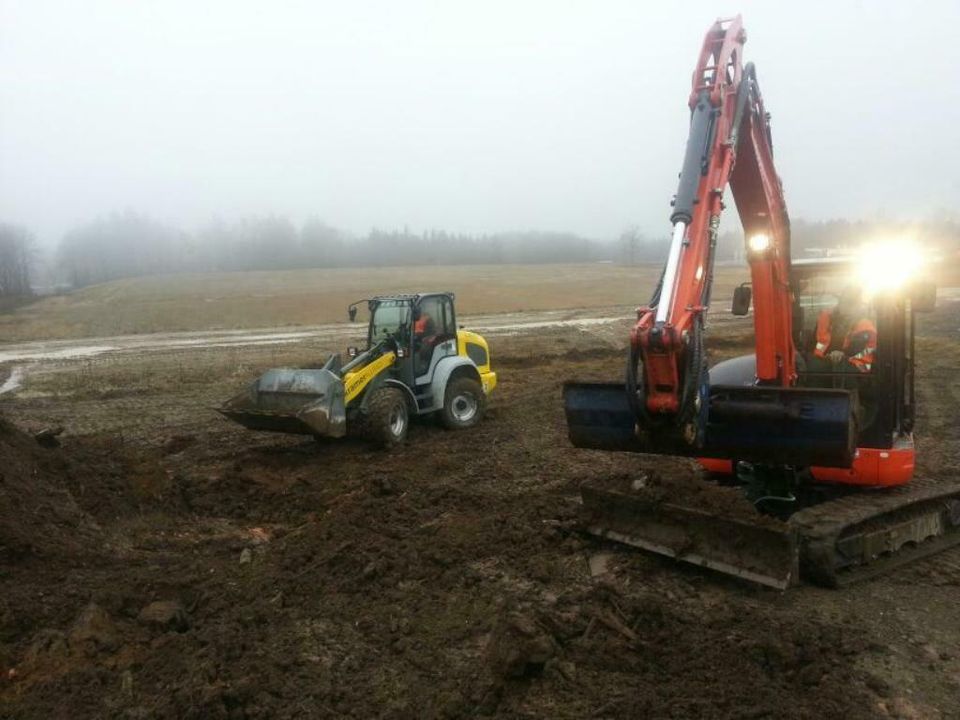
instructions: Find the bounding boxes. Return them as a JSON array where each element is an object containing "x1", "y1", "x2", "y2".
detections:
[{"x1": 2, "y1": 0, "x2": 959, "y2": 248}]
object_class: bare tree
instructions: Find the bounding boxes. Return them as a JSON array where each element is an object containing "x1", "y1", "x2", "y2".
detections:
[{"x1": 0, "y1": 223, "x2": 34, "y2": 297}]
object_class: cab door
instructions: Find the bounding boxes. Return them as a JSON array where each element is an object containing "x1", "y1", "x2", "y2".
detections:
[
  {"x1": 367, "y1": 298, "x2": 416, "y2": 386},
  {"x1": 414, "y1": 294, "x2": 458, "y2": 384}
]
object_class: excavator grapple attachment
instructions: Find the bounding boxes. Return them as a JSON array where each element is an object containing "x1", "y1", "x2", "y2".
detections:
[
  {"x1": 563, "y1": 381, "x2": 857, "y2": 468},
  {"x1": 219, "y1": 368, "x2": 347, "y2": 437}
]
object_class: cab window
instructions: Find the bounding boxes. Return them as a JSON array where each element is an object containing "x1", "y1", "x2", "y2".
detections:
[
  {"x1": 794, "y1": 275, "x2": 876, "y2": 358},
  {"x1": 416, "y1": 296, "x2": 455, "y2": 339},
  {"x1": 369, "y1": 300, "x2": 411, "y2": 345}
]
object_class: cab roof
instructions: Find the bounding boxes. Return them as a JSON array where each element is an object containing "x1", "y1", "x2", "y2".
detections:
[{"x1": 370, "y1": 292, "x2": 455, "y2": 304}]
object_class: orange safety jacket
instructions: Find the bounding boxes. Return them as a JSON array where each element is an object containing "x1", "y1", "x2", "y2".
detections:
[
  {"x1": 814, "y1": 310, "x2": 877, "y2": 372},
  {"x1": 414, "y1": 315, "x2": 432, "y2": 335}
]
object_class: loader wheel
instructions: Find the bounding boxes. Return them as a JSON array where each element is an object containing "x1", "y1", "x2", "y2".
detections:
[
  {"x1": 365, "y1": 387, "x2": 409, "y2": 449},
  {"x1": 441, "y1": 376, "x2": 485, "y2": 430}
]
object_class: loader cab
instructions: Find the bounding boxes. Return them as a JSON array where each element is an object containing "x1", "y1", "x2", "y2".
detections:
[{"x1": 365, "y1": 292, "x2": 460, "y2": 388}]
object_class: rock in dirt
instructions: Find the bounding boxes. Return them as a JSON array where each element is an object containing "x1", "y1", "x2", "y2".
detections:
[
  {"x1": 918, "y1": 643, "x2": 940, "y2": 663},
  {"x1": 888, "y1": 696, "x2": 937, "y2": 720},
  {"x1": 162, "y1": 433, "x2": 196, "y2": 456},
  {"x1": 68, "y1": 603, "x2": 119, "y2": 654},
  {"x1": 369, "y1": 476, "x2": 400, "y2": 496},
  {"x1": 137, "y1": 600, "x2": 190, "y2": 633},
  {"x1": 588, "y1": 552, "x2": 613, "y2": 577},
  {"x1": 33, "y1": 426, "x2": 64, "y2": 448},
  {"x1": 239, "y1": 548, "x2": 253, "y2": 565},
  {"x1": 485, "y1": 612, "x2": 557, "y2": 679}
]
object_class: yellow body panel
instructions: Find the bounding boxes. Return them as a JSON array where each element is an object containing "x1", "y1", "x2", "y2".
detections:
[
  {"x1": 343, "y1": 351, "x2": 396, "y2": 404},
  {"x1": 456, "y1": 329, "x2": 497, "y2": 395}
]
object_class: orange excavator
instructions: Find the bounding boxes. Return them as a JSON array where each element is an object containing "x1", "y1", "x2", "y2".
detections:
[{"x1": 564, "y1": 16, "x2": 960, "y2": 588}]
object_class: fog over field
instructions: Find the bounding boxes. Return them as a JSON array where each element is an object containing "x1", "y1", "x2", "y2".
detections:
[
  {"x1": 2, "y1": 0, "x2": 959, "y2": 253},
  {"x1": 5, "y1": 6, "x2": 960, "y2": 719}
]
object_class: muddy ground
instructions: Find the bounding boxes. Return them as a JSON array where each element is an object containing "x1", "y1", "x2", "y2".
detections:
[{"x1": 1, "y1": 304, "x2": 959, "y2": 719}]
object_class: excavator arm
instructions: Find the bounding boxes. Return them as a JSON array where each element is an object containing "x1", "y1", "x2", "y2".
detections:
[
  {"x1": 565, "y1": 16, "x2": 856, "y2": 469},
  {"x1": 636, "y1": 17, "x2": 793, "y2": 417}
]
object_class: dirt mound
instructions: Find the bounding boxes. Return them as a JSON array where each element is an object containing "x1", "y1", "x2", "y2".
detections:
[
  {"x1": 583, "y1": 459, "x2": 785, "y2": 528},
  {"x1": 0, "y1": 418, "x2": 100, "y2": 564}
]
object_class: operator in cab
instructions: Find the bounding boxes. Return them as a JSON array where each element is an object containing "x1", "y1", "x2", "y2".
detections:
[
  {"x1": 413, "y1": 310, "x2": 437, "y2": 368},
  {"x1": 812, "y1": 285, "x2": 877, "y2": 374}
]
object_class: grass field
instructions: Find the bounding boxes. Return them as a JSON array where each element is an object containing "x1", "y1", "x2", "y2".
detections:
[
  {"x1": 4, "y1": 258, "x2": 956, "y2": 343},
  {"x1": 0, "y1": 263, "x2": 750, "y2": 341}
]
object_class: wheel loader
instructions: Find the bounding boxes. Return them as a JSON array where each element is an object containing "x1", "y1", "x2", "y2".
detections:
[
  {"x1": 220, "y1": 292, "x2": 497, "y2": 447},
  {"x1": 563, "y1": 16, "x2": 960, "y2": 588}
]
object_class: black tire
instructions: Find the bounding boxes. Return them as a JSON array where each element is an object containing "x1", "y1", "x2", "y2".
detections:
[
  {"x1": 440, "y1": 376, "x2": 485, "y2": 430},
  {"x1": 364, "y1": 387, "x2": 409, "y2": 449}
]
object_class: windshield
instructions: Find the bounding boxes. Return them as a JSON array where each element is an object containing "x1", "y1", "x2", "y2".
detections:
[
  {"x1": 369, "y1": 300, "x2": 411, "y2": 344},
  {"x1": 795, "y1": 274, "x2": 876, "y2": 345}
]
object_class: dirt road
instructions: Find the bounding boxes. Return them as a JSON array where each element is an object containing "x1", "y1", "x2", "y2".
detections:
[{"x1": 0, "y1": 302, "x2": 958, "y2": 719}]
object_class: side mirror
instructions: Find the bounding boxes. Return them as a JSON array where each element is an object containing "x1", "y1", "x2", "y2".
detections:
[
  {"x1": 731, "y1": 285, "x2": 752, "y2": 316},
  {"x1": 911, "y1": 280, "x2": 936, "y2": 313},
  {"x1": 347, "y1": 346, "x2": 358, "y2": 358},
  {"x1": 348, "y1": 306, "x2": 358, "y2": 322}
]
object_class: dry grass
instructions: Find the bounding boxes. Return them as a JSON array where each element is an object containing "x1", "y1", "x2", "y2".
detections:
[
  {"x1": 23, "y1": 343, "x2": 349, "y2": 402},
  {"x1": 0, "y1": 263, "x2": 749, "y2": 341}
]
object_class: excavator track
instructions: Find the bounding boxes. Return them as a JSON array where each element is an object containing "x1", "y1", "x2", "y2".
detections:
[{"x1": 791, "y1": 477, "x2": 960, "y2": 587}]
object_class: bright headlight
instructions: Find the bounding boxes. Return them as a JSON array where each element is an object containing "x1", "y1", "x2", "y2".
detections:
[
  {"x1": 748, "y1": 233, "x2": 771, "y2": 254},
  {"x1": 856, "y1": 238, "x2": 925, "y2": 295}
]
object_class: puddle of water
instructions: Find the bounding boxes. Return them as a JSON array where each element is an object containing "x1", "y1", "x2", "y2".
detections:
[
  {"x1": 0, "y1": 345, "x2": 118, "y2": 363},
  {"x1": 474, "y1": 316, "x2": 624, "y2": 333},
  {"x1": 0, "y1": 366, "x2": 25, "y2": 395}
]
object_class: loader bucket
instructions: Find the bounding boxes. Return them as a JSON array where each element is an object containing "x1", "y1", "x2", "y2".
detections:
[
  {"x1": 580, "y1": 481, "x2": 800, "y2": 589},
  {"x1": 219, "y1": 368, "x2": 347, "y2": 437},
  {"x1": 563, "y1": 381, "x2": 857, "y2": 468}
]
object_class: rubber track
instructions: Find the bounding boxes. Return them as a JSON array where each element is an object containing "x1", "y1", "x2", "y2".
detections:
[{"x1": 788, "y1": 477, "x2": 960, "y2": 586}]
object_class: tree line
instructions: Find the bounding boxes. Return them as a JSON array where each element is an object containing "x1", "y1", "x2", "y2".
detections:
[
  {"x1": 2, "y1": 211, "x2": 958, "y2": 293},
  {"x1": 56, "y1": 212, "x2": 617, "y2": 289}
]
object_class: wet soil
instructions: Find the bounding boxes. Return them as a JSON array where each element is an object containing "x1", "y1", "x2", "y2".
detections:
[
  {"x1": 583, "y1": 462, "x2": 788, "y2": 530},
  {"x1": 0, "y1": 305, "x2": 958, "y2": 718}
]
